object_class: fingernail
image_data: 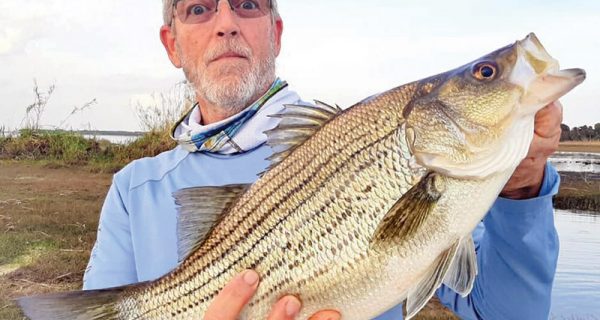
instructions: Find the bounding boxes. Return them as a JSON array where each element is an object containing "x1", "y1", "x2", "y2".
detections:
[
  {"x1": 285, "y1": 297, "x2": 301, "y2": 317},
  {"x1": 242, "y1": 270, "x2": 259, "y2": 285}
]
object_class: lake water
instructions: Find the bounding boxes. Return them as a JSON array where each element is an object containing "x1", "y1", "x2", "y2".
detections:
[
  {"x1": 552, "y1": 210, "x2": 600, "y2": 318},
  {"x1": 550, "y1": 151, "x2": 599, "y2": 318},
  {"x1": 83, "y1": 134, "x2": 140, "y2": 144},
  {"x1": 551, "y1": 152, "x2": 600, "y2": 173}
]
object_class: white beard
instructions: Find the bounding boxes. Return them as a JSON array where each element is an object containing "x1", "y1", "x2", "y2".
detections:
[{"x1": 178, "y1": 35, "x2": 276, "y2": 115}]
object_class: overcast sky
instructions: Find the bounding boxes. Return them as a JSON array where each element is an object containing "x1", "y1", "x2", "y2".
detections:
[{"x1": 1, "y1": 0, "x2": 598, "y2": 131}]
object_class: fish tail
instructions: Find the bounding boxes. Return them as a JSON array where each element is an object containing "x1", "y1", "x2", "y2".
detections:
[{"x1": 17, "y1": 287, "x2": 125, "y2": 320}]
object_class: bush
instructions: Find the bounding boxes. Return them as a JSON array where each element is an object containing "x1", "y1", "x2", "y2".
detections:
[
  {"x1": 112, "y1": 130, "x2": 177, "y2": 165},
  {"x1": 0, "y1": 130, "x2": 104, "y2": 165},
  {"x1": 0, "y1": 129, "x2": 178, "y2": 172}
]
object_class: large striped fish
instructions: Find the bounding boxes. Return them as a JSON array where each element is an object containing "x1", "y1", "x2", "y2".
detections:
[{"x1": 18, "y1": 33, "x2": 585, "y2": 319}]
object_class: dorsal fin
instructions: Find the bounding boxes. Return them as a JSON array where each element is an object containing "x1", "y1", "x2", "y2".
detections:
[
  {"x1": 173, "y1": 184, "x2": 249, "y2": 262},
  {"x1": 264, "y1": 101, "x2": 342, "y2": 169}
]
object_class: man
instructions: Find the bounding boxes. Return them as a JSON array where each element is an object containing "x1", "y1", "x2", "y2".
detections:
[{"x1": 83, "y1": 0, "x2": 562, "y2": 319}]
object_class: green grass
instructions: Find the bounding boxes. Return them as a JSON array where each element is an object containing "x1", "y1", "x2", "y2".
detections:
[
  {"x1": 0, "y1": 129, "x2": 176, "y2": 173},
  {"x1": 0, "y1": 234, "x2": 57, "y2": 266}
]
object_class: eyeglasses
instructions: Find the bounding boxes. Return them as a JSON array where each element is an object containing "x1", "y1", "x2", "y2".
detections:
[{"x1": 174, "y1": 0, "x2": 272, "y2": 24}]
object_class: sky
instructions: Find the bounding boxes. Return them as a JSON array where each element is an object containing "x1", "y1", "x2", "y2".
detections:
[{"x1": 0, "y1": 0, "x2": 598, "y2": 131}]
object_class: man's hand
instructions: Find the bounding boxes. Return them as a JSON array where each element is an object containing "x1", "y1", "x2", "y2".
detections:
[
  {"x1": 204, "y1": 270, "x2": 341, "y2": 320},
  {"x1": 500, "y1": 101, "x2": 563, "y2": 200}
]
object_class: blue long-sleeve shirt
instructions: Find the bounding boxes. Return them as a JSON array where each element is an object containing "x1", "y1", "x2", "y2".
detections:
[{"x1": 83, "y1": 143, "x2": 560, "y2": 319}]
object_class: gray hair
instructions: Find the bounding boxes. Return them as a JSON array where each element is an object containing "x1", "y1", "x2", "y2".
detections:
[{"x1": 162, "y1": 0, "x2": 280, "y2": 27}]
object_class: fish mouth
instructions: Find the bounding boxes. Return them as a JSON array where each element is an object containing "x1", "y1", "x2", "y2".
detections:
[
  {"x1": 511, "y1": 33, "x2": 586, "y2": 112},
  {"x1": 518, "y1": 33, "x2": 559, "y2": 74}
]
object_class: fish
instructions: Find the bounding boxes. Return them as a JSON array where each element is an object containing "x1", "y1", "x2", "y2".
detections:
[{"x1": 17, "y1": 33, "x2": 585, "y2": 320}]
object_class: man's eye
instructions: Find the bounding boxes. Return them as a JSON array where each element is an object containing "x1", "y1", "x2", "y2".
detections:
[
  {"x1": 239, "y1": 0, "x2": 259, "y2": 10},
  {"x1": 189, "y1": 4, "x2": 208, "y2": 15}
]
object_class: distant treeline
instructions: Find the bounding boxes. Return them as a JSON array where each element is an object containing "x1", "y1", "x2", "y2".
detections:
[{"x1": 560, "y1": 123, "x2": 600, "y2": 141}]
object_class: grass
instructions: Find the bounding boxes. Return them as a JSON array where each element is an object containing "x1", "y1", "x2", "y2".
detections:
[
  {"x1": 0, "y1": 162, "x2": 112, "y2": 319},
  {"x1": 554, "y1": 172, "x2": 600, "y2": 213},
  {"x1": 0, "y1": 129, "x2": 176, "y2": 173},
  {"x1": 558, "y1": 141, "x2": 600, "y2": 153}
]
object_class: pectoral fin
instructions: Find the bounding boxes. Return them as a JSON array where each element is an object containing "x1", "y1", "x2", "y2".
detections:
[
  {"x1": 173, "y1": 184, "x2": 249, "y2": 262},
  {"x1": 370, "y1": 172, "x2": 444, "y2": 247}
]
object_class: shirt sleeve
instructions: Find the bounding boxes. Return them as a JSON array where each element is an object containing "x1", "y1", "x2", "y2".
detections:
[
  {"x1": 437, "y1": 163, "x2": 560, "y2": 319},
  {"x1": 82, "y1": 174, "x2": 138, "y2": 290}
]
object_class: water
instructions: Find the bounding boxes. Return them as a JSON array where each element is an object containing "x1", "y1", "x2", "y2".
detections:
[
  {"x1": 551, "y1": 152, "x2": 600, "y2": 173},
  {"x1": 549, "y1": 151, "x2": 599, "y2": 318},
  {"x1": 552, "y1": 210, "x2": 600, "y2": 318},
  {"x1": 83, "y1": 134, "x2": 141, "y2": 144}
]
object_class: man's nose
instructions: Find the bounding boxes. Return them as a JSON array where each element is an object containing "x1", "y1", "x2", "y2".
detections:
[{"x1": 214, "y1": 0, "x2": 240, "y2": 37}]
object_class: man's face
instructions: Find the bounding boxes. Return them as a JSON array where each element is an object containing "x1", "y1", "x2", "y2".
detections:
[{"x1": 161, "y1": 0, "x2": 283, "y2": 113}]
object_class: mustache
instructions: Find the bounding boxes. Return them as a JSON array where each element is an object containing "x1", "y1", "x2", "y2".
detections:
[{"x1": 204, "y1": 40, "x2": 253, "y2": 62}]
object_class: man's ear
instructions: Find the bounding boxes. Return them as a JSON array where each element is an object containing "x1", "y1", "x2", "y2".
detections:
[
  {"x1": 160, "y1": 25, "x2": 182, "y2": 68},
  {"x1": 273, "y1": 18, "x2": 283, "y2": 57}
]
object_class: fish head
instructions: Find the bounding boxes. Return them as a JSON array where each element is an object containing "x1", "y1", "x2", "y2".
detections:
[{"x1": 404, "y1": 33, "x2": 586, "y2": 179}]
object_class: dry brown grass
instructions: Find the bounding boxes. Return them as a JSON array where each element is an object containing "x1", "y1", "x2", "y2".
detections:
[
  {"x1": 0, "y1": 161, "x2": 457, "y2": 319},
  {"x1": 554, "y1": 172, "x2": 600, "y2": 213},
  {"x1": 558, "y1": 141, "x2": 600, "y2": 153},
  {"x1": 0, "y1": 161, "x2": 112, "y2": 319}
]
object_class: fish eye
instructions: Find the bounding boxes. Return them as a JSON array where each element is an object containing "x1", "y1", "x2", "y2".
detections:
[{"x1": 472, "y1": 62, "x2": 498, "y2": 81}]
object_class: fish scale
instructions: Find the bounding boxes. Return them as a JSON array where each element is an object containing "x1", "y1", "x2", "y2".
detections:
[{"x1": 17, "y1": 33, "x2": 586, "y2": 320}]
